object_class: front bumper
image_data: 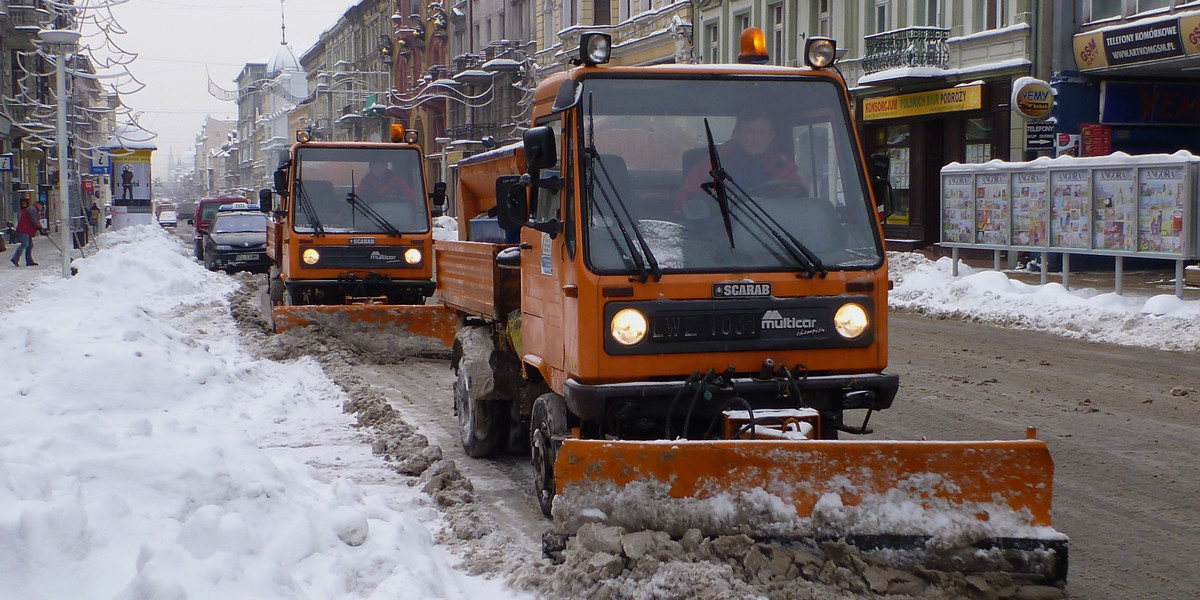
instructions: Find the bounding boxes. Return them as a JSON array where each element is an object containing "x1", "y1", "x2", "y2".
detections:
[
  {"x1": 209, "y1": 249, "x2": 271, "y2": 271},
  {"x1": 563, "y1": 371, "x2": 899, "y2": 423}
]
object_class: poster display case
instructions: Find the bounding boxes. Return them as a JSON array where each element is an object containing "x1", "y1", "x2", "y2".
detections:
[
  {"x1": 940, "y1": 153, "x2": 1198, "y2": 260},
  {"x1": 1011, "y1": 171, "x2": 1047, "y2": 247}
]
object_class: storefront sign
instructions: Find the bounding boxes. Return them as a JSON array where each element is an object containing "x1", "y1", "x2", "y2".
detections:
[
  {"x1": 1025, "y1": 121, "x2": 1056, "y2": 152},
  {"x1": 1011, "y1": 77, "x2": 1053, "y2": 120},
  {"x1": 1074, "y1": 15, "x2": 1200, "y2": 70},
  {"x1": 862, "y1": 84, "x2": 983, "y2": 121},
  {"x1": 1100, "y1": 81, "x2": 1200, "y2": 125}
]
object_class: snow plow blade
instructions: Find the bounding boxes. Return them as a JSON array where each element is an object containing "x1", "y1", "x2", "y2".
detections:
[
  {"x1": 551, "y1": 437, "x2": 1067, "y2": 584},
  {"x1": 272, "y1": 304, "x2": 458, "y2": 348}
]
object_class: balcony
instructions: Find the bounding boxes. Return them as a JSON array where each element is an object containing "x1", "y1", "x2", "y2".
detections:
[{"x1": 860, "y1": 27, "x2": 950, "y2": 85}]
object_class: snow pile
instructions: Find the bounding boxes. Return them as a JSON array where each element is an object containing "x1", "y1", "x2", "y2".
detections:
[
  {"x1": 888, "y1": 251, "x2": 1200, "y2": 351},
  {"x1": 433, "y1": 214, "x2": 458, "y2": 241},
  {"x1": 0, "y1": 225, "x2": 523, "y2": 599}
]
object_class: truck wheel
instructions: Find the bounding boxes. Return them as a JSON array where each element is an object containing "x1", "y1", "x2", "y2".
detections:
[
  {"x1": 194, "y1": 239, "x2": 203, "y2": 259},
  {"x1": 530, "y1": 392, "x2": 568, "y2": 517},
  {"x1": 454, "y1": 363, "x2": 508, "y2": 457},
  {"x1": 268, "y1": 267, "x2": 284, "y2": 304}
]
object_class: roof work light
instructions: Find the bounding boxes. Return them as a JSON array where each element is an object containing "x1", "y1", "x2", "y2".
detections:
[
  {"x1": 576, "y1": 32, "x2": 612, "y2": 66},
  {"x1": 804, "y1": 37, "x2": 838, "y2": 68}
]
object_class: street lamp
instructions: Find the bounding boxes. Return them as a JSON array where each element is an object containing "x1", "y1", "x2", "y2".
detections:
[{"x1": 39, "y1": 28, "x2": 81, "y2": 279}]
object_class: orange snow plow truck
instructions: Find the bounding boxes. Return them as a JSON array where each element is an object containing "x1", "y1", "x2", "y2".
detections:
[
  {"x1": 258, "y1": 126, "x2": 456, "y2": 346},
  {"x1": 437, "y1": 31, "x2": 1066, "y2": 584}
]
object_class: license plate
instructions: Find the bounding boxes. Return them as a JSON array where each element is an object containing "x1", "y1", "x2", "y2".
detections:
[
  {"x1": 651, "y1": 312, "x2": 760, "y2": 342},
  {"x1": 236, "y1": 253, "x2": 259, "y2": 261}
]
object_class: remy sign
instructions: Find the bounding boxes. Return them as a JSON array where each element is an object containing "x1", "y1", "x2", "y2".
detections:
[{"x1": 940, "y1": 153, "x2": 1198, "y2": 259}]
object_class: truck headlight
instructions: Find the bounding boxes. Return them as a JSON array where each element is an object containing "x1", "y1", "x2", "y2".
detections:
[
  {"x1": 404, "y1": 248, "x2": 422, "y2": 264},
  {"x1": 610, "y1": 308, "x2": 647, "y2": 346},
  {"x1": 833, "y1": 303, "x2": 868, "y2": 339},
  {"x1": 302, "y1": 248, "x2": 320, "y2": 265}
]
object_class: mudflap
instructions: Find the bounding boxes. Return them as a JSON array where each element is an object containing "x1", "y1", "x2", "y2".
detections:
[
  {"x1": 550, "y1": 437, "x2": 1067, "y2": 585},
  {"x1": 272, "y1": 304, "x2": 458, "y2": 352}
]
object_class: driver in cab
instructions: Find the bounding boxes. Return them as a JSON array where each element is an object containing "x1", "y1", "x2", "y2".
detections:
[
  {"x1": 676, "y1": 115, "x2": 807, "y2": 209},
  {"x1": 357, "y1": 159, "x2": 416, "y2": 203}
]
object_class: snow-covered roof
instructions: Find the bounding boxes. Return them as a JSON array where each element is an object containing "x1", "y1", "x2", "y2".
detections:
[{"x1": 104, "y1": 124, "x2": 157, "y2": 151}]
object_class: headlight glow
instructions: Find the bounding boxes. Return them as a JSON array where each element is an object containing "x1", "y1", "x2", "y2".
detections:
[
  {"x1": 610, "y1": 308, "x2": 647, "y2": 346},
  {"x1": 404, "y1": 248, "x2": 422, "y2": 264},
  {"x1": 302, "y1": 248, "x2": 320, "y2": 265},
  {"x1": 833, "y1": 303, "x2": 869, "y2": 339}
]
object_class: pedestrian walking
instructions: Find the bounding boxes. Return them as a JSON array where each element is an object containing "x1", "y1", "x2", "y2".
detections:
[
  {"x1": 89, "y1": 202, "x2": 102, "y2": 235},
  {"x1": 10, "y1": 197, "x2": 46, "y2": 266}
]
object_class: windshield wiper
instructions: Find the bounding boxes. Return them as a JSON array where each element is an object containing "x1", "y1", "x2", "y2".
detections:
[
  {"x1": 588, "y1": 149, "x2": 661, "y2": 281},
  {"x1": 700, "y1": 119, "x2": 737, "y2": 249},
  {"x1": 346, "y1": 175, "x2": 403, "y2": 236},
  {"x1": 294, "y1": 179, "x2": 325, "y2": 235},
  {"x1": 723, "y1": 184, "x2": 825, "y2": 277}
]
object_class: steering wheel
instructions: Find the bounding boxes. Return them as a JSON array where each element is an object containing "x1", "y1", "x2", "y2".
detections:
[{"x1": 746, "y1": 180, "x2": 809, "y2": 197}]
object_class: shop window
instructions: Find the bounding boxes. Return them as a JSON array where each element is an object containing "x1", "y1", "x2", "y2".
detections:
[
  {"x1": 965, "y1": 117, "x2": 992, "y2": 164},
  {"x1": 1090, "y1": 0, "x2": 1122, "y2": 20},
  {"x1": 876, "y1": 124, "x2": 912, "y2": 225}
]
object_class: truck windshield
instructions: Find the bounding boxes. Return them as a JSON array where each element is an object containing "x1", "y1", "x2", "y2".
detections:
[
  {"x1": 292, "y1": 147, "x2": 429, "y2": 234},
  {"x1": 579, "y1": 76, "x2": 882, "y2": 275}
]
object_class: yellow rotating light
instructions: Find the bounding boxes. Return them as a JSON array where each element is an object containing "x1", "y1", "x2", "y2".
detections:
[
  {"x1": 302, "y1": 248, "x2": 321, "y2": 265},
  {"x1": 404, "y1": 248, "x2": 422, "y2": 264},
  {"x1": 610, "y1": 308, "x2": 648, "y2": 346},
  {"x1": 834, "y1": 303, "x2": 869, "y2": 339}
]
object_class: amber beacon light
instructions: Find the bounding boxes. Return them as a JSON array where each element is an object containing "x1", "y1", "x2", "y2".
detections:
[{"x1": 738, "y1": 28, "x2": 769, "y2": 64}]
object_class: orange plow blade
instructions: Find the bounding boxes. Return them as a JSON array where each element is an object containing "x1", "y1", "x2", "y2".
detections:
[
  {"x1": 272, "y1": 304, "x2": 458, "y2": 349},
  {"x1": 552, "y1": 437, "x2": 1067, "y2": 582}
]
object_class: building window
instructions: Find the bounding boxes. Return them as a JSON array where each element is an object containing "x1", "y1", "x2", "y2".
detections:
[
  {"x1": 1136, "y1": 0, "x2": 1170, "y2": 13},
  {"x1": 595, "y1": 0, "x2": 611, "y2": 25},
  {"x1": 772, "y1": 4, "x2": 785, "y2": 65},
  {"x1": 973, "y1": 0, "x2": 1009, "y2": 30},
  {"x1": 707, "y1": 22, "x2": 719, "y2": 63},
  {"x1": 737, "y1": 13, "x2": 750, "y2": 35},
  {"x1": 872, "y1": 0, "x2": 890, "y2": 34},
  {"x1": 877, "y1": 125, "x2": 911, "y2": 225},
  {"x1": 620, "y1": 0, "x2": 633, "y2": 21},
  {"x1": 916, "y1": 0, "x2": 942, "y2": 26},
  {"x1": 1090, "y1": 0, "x2": 1123, "y2": 20},
  {"x1": 817, "y1": 0, "x2": 831, "y2": 37}
]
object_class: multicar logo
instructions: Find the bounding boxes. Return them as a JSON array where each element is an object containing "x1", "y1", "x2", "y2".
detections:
[
  {"x1": 713, "y1": 282, "x2": 772, "y2": 298},
  {"x1": 369, "y1": 251, "x2": 399, "y2": 261},
  {"x1": 761, "y1": 310, "x2": 825, "y2": 337}
]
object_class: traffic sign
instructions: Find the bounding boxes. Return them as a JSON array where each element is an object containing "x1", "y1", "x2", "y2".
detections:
[{"x1": 0, "y1": 153, "x2": 13, "y2": 172}]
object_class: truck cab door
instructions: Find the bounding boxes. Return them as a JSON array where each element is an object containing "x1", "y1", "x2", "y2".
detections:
[{"x1": 521, "y1": 120, "x2": 568, "y2": 388}]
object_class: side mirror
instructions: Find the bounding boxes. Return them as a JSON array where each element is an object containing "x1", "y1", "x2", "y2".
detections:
[
  {"x1": 523, "y1": 126, "x2": 557, "y2": 171},
  {"x1": 429, "y1": 181, "x2": 447, "y2": 217},
  {"x1": 495, "y1": 175, "x2": 528, "y2": 231},
  {"x1": 258, "y1": 189, "x2": 273, "y2": 213},
  {"x1": 273, "y1": 168, "x2": 290, "y2": 198}
]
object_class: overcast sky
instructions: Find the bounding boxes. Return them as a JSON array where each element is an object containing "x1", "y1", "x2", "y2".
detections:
[{"x1": 101, "y1": 0, "x2": 360, "y2": 178}]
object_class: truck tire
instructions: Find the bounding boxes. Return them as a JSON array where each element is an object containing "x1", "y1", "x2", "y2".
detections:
[
  {"x1": 530, "y1": 392, "x2": 568, "y2": 517},
  {"x1": 268, "y1": 267, "x2": 284, "y2": 305},
  {"x1": 454, "y1": 363, "x2": 508, "y2": 457}
]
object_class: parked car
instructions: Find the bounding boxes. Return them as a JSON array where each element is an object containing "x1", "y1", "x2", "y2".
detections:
[
  {"x1": 202, "y1": 208, "x2": 270, "y2": 273},
  {"x1": 191, "y1": 196, "x2": 245, "y2": 258},
  {"x1": 158, "y1": 210, "x2": 177, "y2": 227}
]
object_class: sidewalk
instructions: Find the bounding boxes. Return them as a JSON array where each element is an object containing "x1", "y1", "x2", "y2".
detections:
[{"x1": 0, "y1": 233, "x2": 86, "y2": 310}]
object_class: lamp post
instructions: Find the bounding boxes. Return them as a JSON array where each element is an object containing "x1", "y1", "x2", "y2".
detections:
[{"x1": 39, "y1": 29, "x2": 81, "y2": 279}]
